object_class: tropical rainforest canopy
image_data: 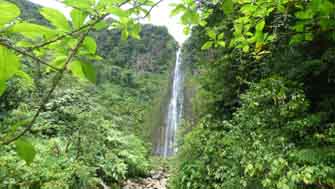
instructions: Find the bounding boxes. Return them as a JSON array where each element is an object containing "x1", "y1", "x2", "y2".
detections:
[{"x1": 0, "y1": 0, "x2": 334, "y2": 189}]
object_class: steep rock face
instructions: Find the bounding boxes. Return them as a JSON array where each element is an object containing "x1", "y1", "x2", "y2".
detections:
[{"x1": 94, "y1": 24, "x2": 177, "y2": 74}]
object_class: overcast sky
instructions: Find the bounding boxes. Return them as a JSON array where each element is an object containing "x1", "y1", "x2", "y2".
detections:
[{"x1": 28, "y1": 0, "x2": 187, "y2": 44}]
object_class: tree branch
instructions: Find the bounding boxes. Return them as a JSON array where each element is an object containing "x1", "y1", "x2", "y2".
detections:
[
  {"x1": 2, "y1": 30, "x2": 89, "y2": 145},
  {"x1": 29, "y1": 14, "x2": 108, "y2": 50},
  {"x1": 0, "y1": 38, "x2": 61, "y2": 71},
  {"x1": 137, "y1": 0, "x2": 164, "y2": 20}
]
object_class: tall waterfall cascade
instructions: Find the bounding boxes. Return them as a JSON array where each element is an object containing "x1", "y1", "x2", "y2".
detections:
[{"x1": 162, "y1": 49, "x2": 184, "y2": 157}]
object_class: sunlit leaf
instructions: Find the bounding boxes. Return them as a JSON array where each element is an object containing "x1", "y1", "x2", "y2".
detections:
[
  {"x1": 217, "y1": 41, "x2": 226, "y2": 47},
  {"x1": 0, "y1": 1, "x2": 20, "y2": 28},
  {"x1": 256, "y1": 20, "x2": 265, "y2": 32},
  {"x1": 222, "y1": 0, "x2": 234, "y2": 14},
  {"x1": 40, "y1": 7, "x2": 70, "y2": 31},
  {"x1": 71, "y1": 9, "x2": 88, "y2": 29},
  {"x1": 69, "y1": 61, "x2": 96, "y2": 83},
  {"x1": 83, "y1": 36, "x2": 97, "y2": 54},
  {"x1": 108, "y1": 7, "x2": 129, "y2": 18},
  {"x1": 0, "y1": 45, "x2": 20, "y2": 83},
  {"x1": 201, "y1": 41, "x2": 213, "y2": 50},
  {"x1": 81, "y1": 62, "x2": 96, "y2": 83},
  {"x1": 94, "y1": 20, "x2": 109, "y2": 31},
  {"x1": 15, "y1": 138, "x2": 36, "y2": 165},
  {"x1": 12, "y1": 22, "x2": 57, "y2": 39}
]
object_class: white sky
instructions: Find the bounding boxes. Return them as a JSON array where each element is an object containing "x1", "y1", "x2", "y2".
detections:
[{"x1": 28, "y1": 0, "x2": 187, "y2": 44}]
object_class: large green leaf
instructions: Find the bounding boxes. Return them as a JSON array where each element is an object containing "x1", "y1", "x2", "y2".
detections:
[
  {"x1": 256, "y1": 20, "x2": 265, "y2": 32},
  {"x1": 83, "y1": 36, "x2": 97, "y2": 54},
  {"x1": 201, "y1": 41, "x2": 213, "y2": 50},
  {"x1": 69, "y1": 61, "x2": 96, "y2": 83},
  {"x1": 222, "y1": 0, "x2": 234, "y2": 14},
  {"x1": 12, "y1": 22, "x2": 57, "y2": 39},
  {"x1": 81, "y1": 62, "x2": 96, "y2": 83},
  {"x1": 0, "y1": 46, "x2": 31, "y2": 96},
  {"x1": 71, "y1": 9, "x2": 88, "y2": 29},
  {"x1": 40, "y1": 7, "x2": 70, "y2": 31},
  {"x1": 108, "y1": 7, "x2": 129, "y2": 18},
  {"x1": 63, "y1": 0, "x2": 94, "y2": 10},
  {"x1": 0, "y1": 45, "x2": 20, "y2": 82},
  {"x1": 0, "y1": 1, "x2": 20, "y2": 28},
  {"x1": 15, "y1": 138, "x2": 36, "y2": 165}
]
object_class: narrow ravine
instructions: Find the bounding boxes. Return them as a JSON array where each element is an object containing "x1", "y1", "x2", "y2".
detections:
[{"x1": 123, "y1": 50, "x2": 184, "y2": 189}]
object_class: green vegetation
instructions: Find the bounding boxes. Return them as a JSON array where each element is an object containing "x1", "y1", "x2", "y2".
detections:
[
  {"x1": 170, "y1": 0, "x2": 335, "y2": 189},
  {"x1": 0, "y1": 0, "x2": 176, "y2": 188}
]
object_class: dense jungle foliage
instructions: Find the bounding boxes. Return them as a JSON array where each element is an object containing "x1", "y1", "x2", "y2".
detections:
[
  {"x1": 170, "y1": 0, "x2": 335, "y2": 189},
  {"x1": 0, "y1": 0, "x2": 176, "y2": 188}
]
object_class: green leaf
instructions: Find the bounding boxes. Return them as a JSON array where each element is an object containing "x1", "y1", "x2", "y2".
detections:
[
  {"x1": 40, "y1": 7, "x2": 70, "y2": 31},
  {"x1": 83, "y1": 36, "x2": 97, "y2": 54},
  {"x1": 183, "y1": 27, "x2": 190, "y2": 35},
  {"x1": 94, "y1": 20, "x2": 109, "y2": 31},
  {"x1": 201, "y1": 41, "x2": 213, "y2": 50},
  {"x1": 242, "y1": 45, "x2": 250, "y2": 52},
  {"x1": 15, "y1": 138, "x2": 36, "y2": 165},
  {"x1": 12, "y1": 22, "x2": 57, "y2": 39},
  {"x1": 170, "y1": 4, "x2": 186, "y2": 16},
  {"x1": 256, "y1": 20, "x2": 265, "y2": 32},
  {"x1": 69, "y1": 61, "x2": 83, "y2": 78},
  {"x1": 81, "y1": 62, "x2": 96, "y2": 83},
  {"x1": 218, "y1": 33, "x2": 225, "y2": 40},
  {"x1": 71, "y1": 9, "x2": 87, "y2": 29},
  {"x1": 121, "y1": 30, "x2": 129, "y2": 40},
  {"x1": 108, "y1": 7, "x2": 129, "y2": 18},
  {"x1": 305, "y1": 33, "x2": 313, "y2": 41},
  {"x1": 63, "y1": 0, "x2": 93, "y2": 10},
  {"x1": 129, "y1": 23, "x2": 141, "y2": 40},
  {"x1": 222, "y1": 0, "x2": 234, "y2": 14},
  {"x1": 69, "y1": 61, "x2": 96, "y2": 83},
  {"x1": 295, "y1": 10, "x2": 314, "y2": 20},
  {"x1": 311, "y1": 0, "x2": 322, "y2": 11},
  {"x1": 0, "y1": 45, "x2": 20, "y2": 82},
  {"x1": 181, "y1": 11, "x2": 200, "y2": 25},
  {"x1": 217, "y1": 41, "x2": 226, "y2": 47},
  {"x1": 0, "y1": 1, "x2": 20, "y2": 28},
  {"x1": 0, "y1": 80, "x2": 6, "y2": 96},
  {"x1": 207, "y1": 29, "x2": 216, "y2": 39},
  {"x1": 289, "y1": 34, "x2": 304, "y2": 45}
]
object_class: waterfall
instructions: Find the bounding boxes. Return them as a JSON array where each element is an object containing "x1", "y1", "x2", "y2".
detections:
[{"x1": 162, "y1": 49, "x2": 184, "y2": 157}]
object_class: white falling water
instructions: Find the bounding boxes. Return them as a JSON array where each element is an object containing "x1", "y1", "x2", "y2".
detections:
[{"x1": 163, "y1": 49, "x2": 184, "y2": 157}]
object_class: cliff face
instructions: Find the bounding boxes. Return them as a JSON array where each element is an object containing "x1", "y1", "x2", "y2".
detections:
[{"x1": 94, "y1": 24, "x2": 177, "y2": 73}]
